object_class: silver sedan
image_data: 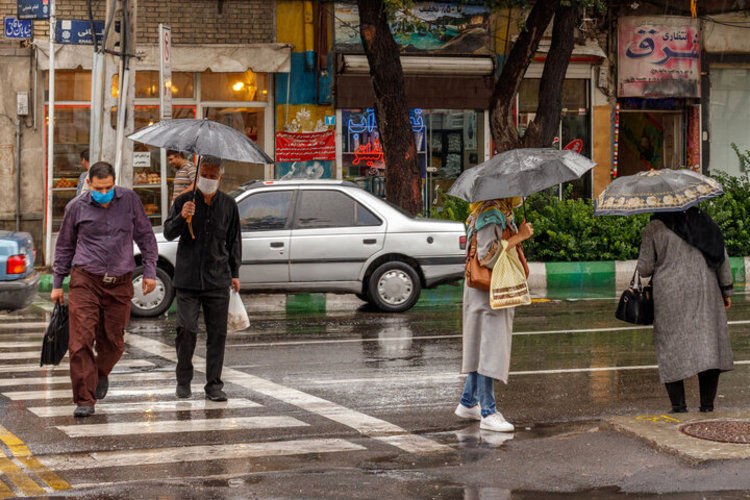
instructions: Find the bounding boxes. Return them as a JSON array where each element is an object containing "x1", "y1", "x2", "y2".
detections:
[{"x1": 131, "y1": 180, "x2": 466, "y2": 316}]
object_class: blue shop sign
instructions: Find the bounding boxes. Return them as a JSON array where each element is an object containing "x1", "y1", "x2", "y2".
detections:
[
  {"x1": 55, "y1": 19, "x2": 105, "y2": 45},
  {"x1": 16, "y1": 0, "x2": 49, "y2": 20},
  {"x1": 4, "y1": 17, "x2": 32, "y2": 39}
]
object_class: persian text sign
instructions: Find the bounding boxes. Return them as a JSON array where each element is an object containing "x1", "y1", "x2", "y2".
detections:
[
  {"x1": 16, "y1": 0, "x2": 48, "y2": 20},
  {"x1": 4, "y1": 17, "x2": 31, "y2": 39},
  {"x1": 275, "y1": 131, "x2": 336, "y2": 163},
  {"x1": 618, "y1": 16, "x2": 700, "y2": 98}
]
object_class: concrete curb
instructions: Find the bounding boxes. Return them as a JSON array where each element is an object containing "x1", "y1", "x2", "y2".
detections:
[{"x1": 35, "y1": 257, "x2": 747, "y2": 313}]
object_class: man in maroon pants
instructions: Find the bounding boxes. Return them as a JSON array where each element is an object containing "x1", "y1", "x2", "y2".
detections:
[{"x1": 51, "y1": 162, "x2": 158, "y2": 418}]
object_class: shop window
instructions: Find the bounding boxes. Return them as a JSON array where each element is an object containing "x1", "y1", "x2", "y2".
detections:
[
  {"x1": 111, "y1": 72, "x2": 194, "y2": 99},
  {"x1": 203, "y1": 107, "x2": 266, "y2": 191},
  {"x1": 44, "y1": 70, "x2": 92, "y2": 101},
  {"x1": 710, "y1": 68, "x2": 750, "y2": 177},
  {"x1": 49, "y1": 105, "x2": 90, "y2": 230},
  {"x1": 201, "y1": 70, "x2": 268, "y2": 102},
  {"x1": 518, "y1": 78, "x2": 592, "y2": 198}
]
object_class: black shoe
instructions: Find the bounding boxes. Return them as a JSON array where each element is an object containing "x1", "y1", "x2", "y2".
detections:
[
  {"x1": 669, "y1": 407, "x2": 688, "y2": 413},
  {"x1": 176, "y1": 384, "x2": 192, "y2": 399},
  {"x1": 95, "y1": 376, "x2": 109, "y2": 400},
  {"x1": 700, "y1": 407, "x2": 714, "y2": 413},
  {"x1": 205, "y1": 389, "x2": 227, "y2": 402},
  {"x1": 73, "y1": 405, "x2": 95, "y2": 418}
]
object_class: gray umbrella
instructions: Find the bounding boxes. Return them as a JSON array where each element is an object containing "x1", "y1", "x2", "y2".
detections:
[
  {"x1": 446, "y1": 148, "x2": 596, "y2": 202},
  {"x1": 594, "y1": 169, "x2": 723, "y2": 216},
  {"x1": 127, "y1": 118, "x2": 273, "y2": 164}
]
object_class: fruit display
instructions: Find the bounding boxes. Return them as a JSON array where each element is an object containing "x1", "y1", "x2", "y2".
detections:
[
  {"x1": 54, "y1": 178, "x2": 78, "y2": 188},
  {"x1": 134, "y1": 172, "x2": 161, "y2": 185}
]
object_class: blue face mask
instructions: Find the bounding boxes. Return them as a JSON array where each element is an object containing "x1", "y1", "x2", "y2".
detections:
[{"x1": 91, "y1": 188, "x2": 115, "y2": 204}]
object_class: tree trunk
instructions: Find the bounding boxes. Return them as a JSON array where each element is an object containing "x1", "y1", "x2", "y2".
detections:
[
  {"x1": 489, "y1": 0, "x2": 558, "y2": 154},
  {"x1": 522, "y1": 1, "x2": 578, "y2": 148},
  {"x1": 357, "y1": 0, "x2": 422, "y2": 215}
]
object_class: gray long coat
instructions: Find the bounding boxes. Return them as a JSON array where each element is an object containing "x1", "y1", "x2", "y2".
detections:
[
  {"x1": 636, "y1": 220, "x2": 734, "y2": 383},
  {"x1": 462, "y1": 223, "x2": 515, "y2": 383}
]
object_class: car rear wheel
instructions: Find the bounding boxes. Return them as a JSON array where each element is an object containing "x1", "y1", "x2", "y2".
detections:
[
  {"x1": 130, "y1": 266, "x2": 174, "y2": 317},
  {"x1": 367, "y1": 261, "x2": 421, "y2": 313}
]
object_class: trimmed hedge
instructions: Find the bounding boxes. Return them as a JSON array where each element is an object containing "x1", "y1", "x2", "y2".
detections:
[{"x1": 428, "y1": 172, "x2": 750, "y2": 261}]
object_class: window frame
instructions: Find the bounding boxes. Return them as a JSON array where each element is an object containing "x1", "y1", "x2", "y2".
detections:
[
  {"x1": 237, "y1": 189, "x2": 297, "y2": 232},
  {"x1": 291, "y1": 189, "x2": 383, "y2": 230}
]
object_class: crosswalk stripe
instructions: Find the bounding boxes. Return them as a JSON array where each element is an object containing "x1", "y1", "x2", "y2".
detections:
[
  {"x1": 0, "y1": 371, "x2": 175, "y2": 388},
  {"x1": 0, "y1": 322, "x2": 47, "y2": 330},
  {"x1": 2, "y1": 385, "x2": 199, "y2": 401},
  {"x1": 125, "y1": 333, "x2": 452, "y2": 454},
  {"x1": 0, "y1": 425, "x2": 71, "y2": 492},
  {"x1": 0, "y1": 342, "x2": 42, "y2": 349},
  {"x1": 37, "y1": 438, "x2": 366, "y2": 471},
  {"x1": 0, "y1": 359, "x2": 153, "y2": 374},
  {"x1": 56, "y1": 416, "x2": 307, "y2": 438},
  {"x1": 0, "y1": 351, "x2": 52, "y2": 361},
  {"x1": 26, "y1": 399, "x2": 261, "y2": 418}
]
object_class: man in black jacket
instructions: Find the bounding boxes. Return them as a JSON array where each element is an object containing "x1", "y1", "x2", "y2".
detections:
[{"x1": 164, "y1": 156, "x2": 241, "y2": 401}]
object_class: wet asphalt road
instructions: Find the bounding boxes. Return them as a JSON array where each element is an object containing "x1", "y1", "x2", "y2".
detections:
[{"x1": 1, "y1": 292, "x2": 750, "y2": 498}]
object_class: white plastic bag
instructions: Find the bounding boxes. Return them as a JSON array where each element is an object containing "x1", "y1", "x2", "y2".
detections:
[{"x1": 227, "y1": 289, "x2": 250, "y2": 332}]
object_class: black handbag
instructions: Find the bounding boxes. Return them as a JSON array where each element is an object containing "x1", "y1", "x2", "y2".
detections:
[
  {"x1": 40, "y1": 303, "x2": 69, "y2": 366},
  {"x1": 615, "y1": 271, "x2": 654, "y2": 325}
]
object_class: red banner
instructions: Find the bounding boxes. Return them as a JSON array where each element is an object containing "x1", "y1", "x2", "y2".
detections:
[{"x1": 275, "y1": 131, "x2": 336, "y2": 163}]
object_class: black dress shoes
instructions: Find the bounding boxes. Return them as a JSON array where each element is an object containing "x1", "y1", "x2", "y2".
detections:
[
  {"x1": 95, "y1": 376, "x2": 109, "y2": 400},
  {"x1": 205, "y1": 389, "x2": 227, "y2": 402},
  {"x1": 73, "y1": 405, "x2": 95, "y2": 418},
  {"x1": 176, "y1": 384, "x2": 192, "y2": 399}
]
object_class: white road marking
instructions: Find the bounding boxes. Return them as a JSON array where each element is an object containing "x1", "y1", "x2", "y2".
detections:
[
  {"x1": 0, "y1": 322, "x2": 48, "y2": 330},
  {"x1": 0, "y1": 371, "x2": 175, "y2": 387},
  {"x1": 0, "y1": 359, "x2": 154, "y2": 374},
  {"x1": 224, "y1": 320, "x2": 750, "y2": 349},
  {"x1": 0, "y1": 342, "x2": 44, "y2": 349},
  {"x1": 300, "y1": 360, "x2": 750, "y2": 386},
  {"x1": 0, "y1": 351, "x2": 58, "y2": 360},
  {"x1": 27, "y1": 399, "x2": 261, "y2": 418},
  {"x1": 56, "y1": 416, "x2": 307, "y2": 438},
  {"x1": 125, "y1": 333, "x2": 451, "y2": 454},
  {"x1": 2, "y1": 385, "x2": 201, "y2": 401},
  {"x1": 37, "y1": 438, "x2": 366, "y2": 471}
]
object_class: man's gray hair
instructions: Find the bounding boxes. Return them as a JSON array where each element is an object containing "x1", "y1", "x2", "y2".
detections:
[{"x1": 199, "y1": 155, "x2": 225, "y2": 174}]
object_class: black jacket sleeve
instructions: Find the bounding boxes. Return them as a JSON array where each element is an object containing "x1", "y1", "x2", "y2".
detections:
[
  {"x1": 164, "y1": 196, "x2": 187, "y2": 241},
  {"x1": 226, "y1": 198, "x2": 242, "y2": 279}
]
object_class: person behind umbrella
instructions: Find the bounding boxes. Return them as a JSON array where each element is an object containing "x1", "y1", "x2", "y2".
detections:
[
  {"x1": 636, "y1": 207, "x2": 733, "y2": 413},
  {"x1": 168, "y1": 150, "x2": 197, "y2": 204},
  {"x1": 454, "y1": 198, "x2": 533, "y2": 432},
  {"x1": 51, "y1": 161, "x2": 158, "y2": 418},
  {"x1": 163, "y1": 155, "x2": 241, "y2": 402}
]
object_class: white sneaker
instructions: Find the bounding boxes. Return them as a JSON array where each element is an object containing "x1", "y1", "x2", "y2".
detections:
[
  {"x1": 454, "y1": 403, "x2": 482, "y2": 421},
  {"x1": 479, "y1": 412, "x2": 514, "y2": 432}
]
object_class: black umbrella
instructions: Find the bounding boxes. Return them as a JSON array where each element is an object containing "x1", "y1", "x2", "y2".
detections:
[{"x1": 127, "y1": 118, "x2": 273, "y2": 164}]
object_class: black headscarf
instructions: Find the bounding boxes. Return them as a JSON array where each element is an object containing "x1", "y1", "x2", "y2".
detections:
[{"x1": 652, "y1": 207, "x2": 726, "y2": 270}]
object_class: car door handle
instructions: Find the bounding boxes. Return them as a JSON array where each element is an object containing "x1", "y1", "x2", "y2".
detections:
[
  {"x1": 363, "y1": 239, "x2": 377, "y2": 245},
  {"x1": 270, "y1": 242, "x2": 284, "y2": 248}
]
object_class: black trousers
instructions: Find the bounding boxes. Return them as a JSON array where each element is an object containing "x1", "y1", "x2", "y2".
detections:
[
  {"x1": 175, "y1": 288, "x2": 230, "y2": 392},
  {"x1": 664, "y1": 369, "x2": 721, "y2": 412}
]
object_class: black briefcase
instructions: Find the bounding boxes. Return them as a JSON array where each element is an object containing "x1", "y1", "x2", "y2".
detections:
[
  {"x1": 40, "y1": 303, "x2": 69, "y2": 366},
  {"x1": 615, "y1": 271, "x2": 654, "y2": 325}
]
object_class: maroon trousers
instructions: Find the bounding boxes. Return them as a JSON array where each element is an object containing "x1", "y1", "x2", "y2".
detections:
[{"x1": 68, "y1": 267, "x2": 133, "y2": 406}]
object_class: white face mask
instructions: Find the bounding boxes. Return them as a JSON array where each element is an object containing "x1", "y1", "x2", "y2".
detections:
[{"x1": 197, "y1": 175, "x2": 219, "y2": 195}]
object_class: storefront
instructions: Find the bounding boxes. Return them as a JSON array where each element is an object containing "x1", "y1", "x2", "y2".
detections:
[
  {"x1": 38, "y1": 43, "x2": 288, "y2": 229},
  {"x1": 615, "y1": 16, "x2": 702, "y2": 178}
]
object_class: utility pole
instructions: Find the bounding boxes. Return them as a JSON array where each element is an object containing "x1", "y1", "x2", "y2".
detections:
[{"x1": 91, "y1": 0, "x2": 136, "y2": 188}]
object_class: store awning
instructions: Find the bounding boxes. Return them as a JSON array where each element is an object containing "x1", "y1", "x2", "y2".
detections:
[
  {"x1": 339, "y1": 54, "x2": 496, "y2": 76},
  {"x1": 34, "y1": 42, "x2": 292, "y2": 73}
]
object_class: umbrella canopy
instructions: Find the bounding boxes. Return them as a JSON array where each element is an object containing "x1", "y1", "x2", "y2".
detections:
[
  {"x1": 594, "y1": 169, "x2": 723, "y2": 216},
  {"x1": 127, "y1": 118, "x2": 273, "y2": 164},
  {"x1": 446, "y1": 148, "x2": 596, "y2": 202}
]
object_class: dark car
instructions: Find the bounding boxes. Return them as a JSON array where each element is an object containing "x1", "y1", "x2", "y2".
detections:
[{"x1": 0, "y1": 231, "x2": 40, "y2": 311}]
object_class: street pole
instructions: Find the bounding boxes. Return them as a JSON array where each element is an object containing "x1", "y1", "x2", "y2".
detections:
[{"x1": 45, "y1": 0, "x2": 55, "y2": 266}]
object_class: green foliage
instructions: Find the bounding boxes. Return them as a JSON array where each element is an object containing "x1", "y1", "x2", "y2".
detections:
[
  {"x1": 730, "y1": 142, "x2": 750, "y2": 173},
  {"x1": 428, "y1": 173, "x2": 750, "y2": 261},
  {"x1": 703, "y1": 171, "x2": 750, "y2": 257}
]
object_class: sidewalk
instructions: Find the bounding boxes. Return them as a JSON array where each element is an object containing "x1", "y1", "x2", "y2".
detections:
[{"x1": 35, "y1": 256, "x2": 749, "y2": 314}]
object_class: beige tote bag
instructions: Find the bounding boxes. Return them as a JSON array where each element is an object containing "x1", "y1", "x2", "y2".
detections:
[{"x1": 490, "y1": 241, "x2": 531, "y2": 310}]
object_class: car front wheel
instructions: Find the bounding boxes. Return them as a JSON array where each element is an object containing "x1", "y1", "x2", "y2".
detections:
[
  {"x1": 367, "y1": 261, "x2": 421, "y2": 313},
  {"x1": 130, "y1": 266, "x2": 174, "y2": 317}
]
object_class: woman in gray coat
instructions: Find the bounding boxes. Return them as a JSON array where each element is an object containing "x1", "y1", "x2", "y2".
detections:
[
  {"x1": 636, "y1": 207, "x2": 733, "y2": 413},
  {"x1": 454, "y1": 198, "x2": 533, "y2": 432}
]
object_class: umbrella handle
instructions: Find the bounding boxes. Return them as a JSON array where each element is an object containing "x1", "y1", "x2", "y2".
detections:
[{"x1": 186, "y1": 215, "x2": 196, "y2": 239}]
